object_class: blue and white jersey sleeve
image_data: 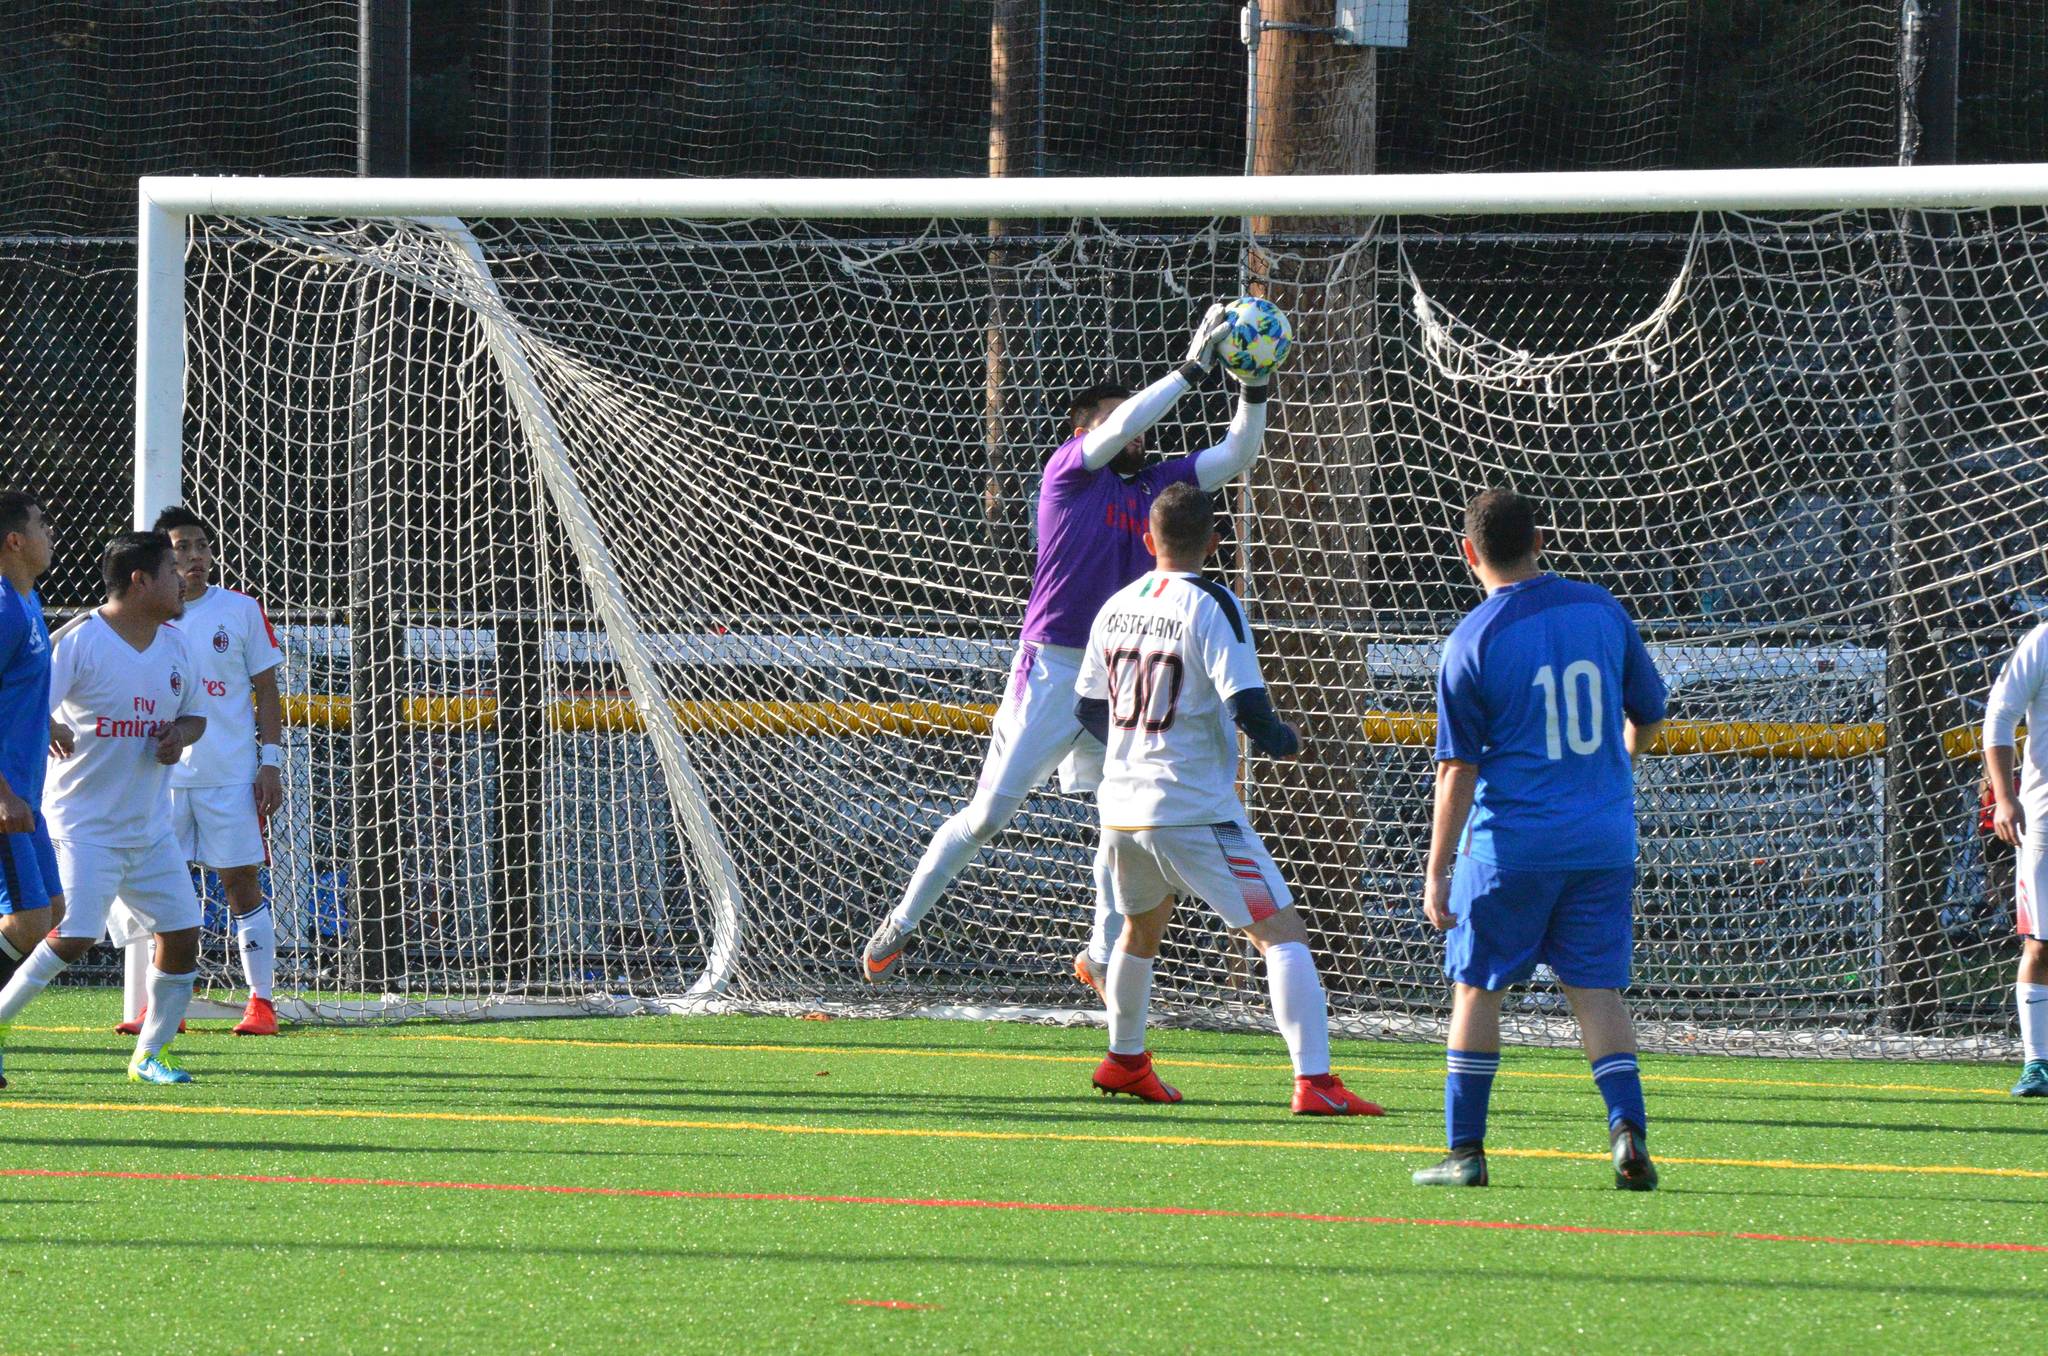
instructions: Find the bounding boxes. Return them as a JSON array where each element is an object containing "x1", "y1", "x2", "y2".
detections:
[{"x1": 1192, "y1": 584, "x2": 1264, "y2": 706}]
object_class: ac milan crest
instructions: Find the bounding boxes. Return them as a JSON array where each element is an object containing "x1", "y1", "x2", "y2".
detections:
[
  {"x1": 213, "y1": 627, "x2": 231, "y2": 653},
  {"x1": 169, "y1": 668, "x2": 183, "y2": 695}
]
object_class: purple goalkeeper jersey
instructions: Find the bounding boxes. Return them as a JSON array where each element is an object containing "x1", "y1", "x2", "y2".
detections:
[{"x1": 1017, "y1": 435, "x2": 1202, "y2": 648}]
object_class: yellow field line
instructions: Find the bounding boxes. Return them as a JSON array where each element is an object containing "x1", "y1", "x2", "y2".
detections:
[
  {"x1": 0, "y1": 1097, "x2": 2039, "y2": 1181},
  {"x1": 381, "y1": 1032, "x2": 2020, "y2": 1099}
]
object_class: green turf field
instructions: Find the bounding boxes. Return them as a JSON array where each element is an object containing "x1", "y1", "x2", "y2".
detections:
[{"x1": 0, "y1": 988, "x2": 2041, "y2": 1355}]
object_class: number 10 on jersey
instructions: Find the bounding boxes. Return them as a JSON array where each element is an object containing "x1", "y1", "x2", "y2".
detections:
[{"x1": 1532, "y1": 661, "x2": 1603, "y2": 759}]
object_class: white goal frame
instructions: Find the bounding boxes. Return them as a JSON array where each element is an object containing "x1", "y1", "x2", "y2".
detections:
[
  {"x1": 138, "y1": 160, "x2": 2048, "y2": 516},
  {"x1": 134, "y1": 163, "x2": 2048, "y2": 1030}
]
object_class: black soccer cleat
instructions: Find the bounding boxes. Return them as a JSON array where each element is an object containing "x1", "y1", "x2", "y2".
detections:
[
  {"x1": 1611, "y1": 1122, "x2": 1658, "y2": 1191},
  {"x1": 1412, "y1": 1146, "x2": 1488, "y2": 1187}
]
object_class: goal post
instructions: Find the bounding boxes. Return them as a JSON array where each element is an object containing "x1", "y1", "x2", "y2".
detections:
[{"x1": 136, "y1": 166, "x2": 2048, "y2": 1052}]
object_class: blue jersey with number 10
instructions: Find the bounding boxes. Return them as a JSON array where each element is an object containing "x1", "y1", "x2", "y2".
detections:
[{"x1": 1434, "y1": 574, "x2": 1667, "y2": 871}]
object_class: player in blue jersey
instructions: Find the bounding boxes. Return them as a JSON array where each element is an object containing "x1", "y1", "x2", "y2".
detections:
[
  {"x1": 1411, "y1": 489, "x2": 1667, "y2": 1190},
  {"x1": 0, "y1": 490, "x2": 62, "y2": 1043}
]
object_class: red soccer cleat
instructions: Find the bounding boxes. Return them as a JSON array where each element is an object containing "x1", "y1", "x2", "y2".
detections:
[
  {"x1": 233, "y1": 996, "x2": 279, "y2": 1036},
  {"x1": 1292, "y1": 1073, "x2": 1384, "y2": 1116},
  {"x1": 1091, "y1": 1051, "x2": 1182, "y2": 1104},
  {"x1": 113, "y1": 1007, "x2": 185, "y2": 1037},
  {"x1": 1072, "y1": 951, "x2": 1105, "y2": 1001}
]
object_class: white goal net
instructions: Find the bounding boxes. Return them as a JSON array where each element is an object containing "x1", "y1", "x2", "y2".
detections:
[{"x1": 140, "y1": 170, "x2": 2048, "y2": 1056}]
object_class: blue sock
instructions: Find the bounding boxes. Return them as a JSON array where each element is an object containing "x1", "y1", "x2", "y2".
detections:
[
  {"x1": 1591, "y1": 1052, "x2": 1646, "y2": 1135},
  {"x1": 1444, "y1": 1048, "x2": 1500, "y2": 1151}
]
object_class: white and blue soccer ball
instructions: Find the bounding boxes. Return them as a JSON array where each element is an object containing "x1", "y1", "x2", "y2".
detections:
[{"x1": 1218, "y1": 295, "x2": 1293, "y2": 381}]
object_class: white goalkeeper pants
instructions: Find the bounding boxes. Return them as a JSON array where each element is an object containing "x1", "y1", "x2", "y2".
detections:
[{"x1": 889, "y1": 641, "x2": 1121, "y2": 962}]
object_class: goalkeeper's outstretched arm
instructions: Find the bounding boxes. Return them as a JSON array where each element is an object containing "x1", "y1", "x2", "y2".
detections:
[
  {"x1": 1193, "y1": 382, "x2": 1272, "y2": 491},
  {"x1": 1079, "y1": 303, "x2": 1232, "y2": 471}
]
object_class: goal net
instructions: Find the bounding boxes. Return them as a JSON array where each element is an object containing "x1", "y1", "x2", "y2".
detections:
[{"x1": 141, "y1": 170, "x2": 2048, "y2": 1056}]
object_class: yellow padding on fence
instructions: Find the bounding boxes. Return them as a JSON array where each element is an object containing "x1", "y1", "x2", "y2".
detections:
[{"x1": 282, "y1": 694, "x2": 1988, "y2": 760}]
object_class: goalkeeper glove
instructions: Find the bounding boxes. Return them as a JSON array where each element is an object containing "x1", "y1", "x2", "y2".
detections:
[{"x1": 1175, "y1": 302, "x2": 1232, "y2": 384}]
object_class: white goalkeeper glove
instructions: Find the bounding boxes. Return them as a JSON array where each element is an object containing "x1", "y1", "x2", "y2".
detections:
[{"x1": 1175, "y1": 302, "x2": 1232, "y2": 383}]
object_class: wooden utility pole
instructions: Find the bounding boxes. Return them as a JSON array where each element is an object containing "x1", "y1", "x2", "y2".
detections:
[
  {"x1": 984, "y1": 1, "x2": 1042, "y2": 579},
  {"x1": 1242, "y1": 1, "x2": 1384, "y2": 996}
]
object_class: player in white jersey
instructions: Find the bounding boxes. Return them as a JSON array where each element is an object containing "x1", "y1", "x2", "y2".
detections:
[
  {"x1": 1982, "y1": 622, "x2": 2048, "y2": 1097},
  {"x1": 0, "y1": 532, "x2": 206, "y2": 1086},
  {"x1": 112, "y1": 506, "x2": 285, "y2": 1037},
  {"x1": 1074, "y1": 484, "x2": 1382, "y2": 1115}
]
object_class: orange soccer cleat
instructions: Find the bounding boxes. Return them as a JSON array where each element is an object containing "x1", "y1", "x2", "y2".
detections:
[
  {"x1": 1292, "y1": 1073, "x2": 1384, "y2": 1116},
  {"x1": 113, "y1": 1007, "x2": 184, "y2": 1037},
  {"x1": 1072, "y1": 952, "x2": 1105, "y2": 1001},
  {"x1": 1091, "y1": 1051, "x2": 1182, "y2": 1104},
  {"x1": 233, "y1": 996, "x2": 279, "y2": 1036}
]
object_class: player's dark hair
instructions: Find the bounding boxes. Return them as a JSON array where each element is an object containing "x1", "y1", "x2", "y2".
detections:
[
  {"x1": 1464, "y1": 487, "x2": 1541, "y2": 567},
  {"x1": 152, "y1": 504, "x2": 211, "y2": 541},
  {"x1": 1150, "y1": 483, "x2": 1217, "y2": 558},
  {"x1": 1067, "y1": 382, "x2": 1132, "y2": 431},
  {"x1": 0, "y1": 489, "x2": 41, "y2": 543},
  {"x1": 101, "y1": 531, "x2": 173, "y2": 598}
]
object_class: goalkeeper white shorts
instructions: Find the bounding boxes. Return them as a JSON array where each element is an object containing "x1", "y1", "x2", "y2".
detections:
[
  {"x1": 976, "y1": 641, "x2": 1104, "y2": 802},
  {"x1": 53, "y1": 835, "x2": 201, "y2": 945},
  {"x1": 2019, "y1": 841, "x2": 2047, "y2": 941},
  {"x1": 1098, "y1": 820, "x2": 1294, "y2": 931},
  {"x1": 172, "y1": 784, "x2": 267, "y2": 871}
]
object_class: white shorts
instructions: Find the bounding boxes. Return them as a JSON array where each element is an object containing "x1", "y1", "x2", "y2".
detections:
[
  {"x1": 976, "y1": 641, "x2": 1105, "y2": 801},
  {"x1": 53, "y1": 836, "x2": 201, "y2": 945},
  {"x1": 2019, "y1": 841, "x2": 2047, "y2": 941},
  {"x1": 1098, "y1": 820, "x2": 1294, "y2": 931},
  {"x1": 172, "y1": 784, "x2": 267, "y2": 870}
]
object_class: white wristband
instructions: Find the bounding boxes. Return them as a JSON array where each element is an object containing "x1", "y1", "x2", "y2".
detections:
[{"x1": 260, "y1": 744, "x2": 283, "y2": 769}]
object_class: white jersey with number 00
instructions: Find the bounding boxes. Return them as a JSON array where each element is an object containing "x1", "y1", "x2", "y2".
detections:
[
  {"x1": 170, "y1": 585, "x2": 283, "y2": 789},
  {"x1": 46, "y1": 612, "x2": 201, "y2": 848},
  {"x1": 1985, "y1": 621, "x2": 2048, "y2": 849},
  {"x1": 1078, "y1": 570, "x2": 1266, "y2": 830}
]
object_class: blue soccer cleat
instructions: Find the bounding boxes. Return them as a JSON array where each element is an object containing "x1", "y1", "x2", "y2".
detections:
[
  {"x1": 128, "y1": 1051, "x2": 193, "y2": 1085},
  {"x1": 2011, "y1": 1060, "x2": 2048, "y2": 1098}
]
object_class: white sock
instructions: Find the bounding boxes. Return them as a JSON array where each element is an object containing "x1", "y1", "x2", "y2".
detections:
[
  {"x1": 236, "y1": 904, "x2": 276, "y2": 1001},
  {"x1": 1085, "y1": 852, "x2": 1123, "y2": 966},
  {"x1": 887, "y1": 791, "x2": 1022, "y2": 932},
  {"x1": 0, "y1": 941, "x2": 70, "y2": 1024},
  {"x1": 122, "y1": 940, "x2": 150, "y2": 1023},
  {"x1": 1105, "y1": 950, "x2": 1154, "y2": 1055},
  {"x1": 1266, "y1": 940, "x2": 1332, "y2": 1077},
  {"x1": 2020, "y1": 982, "x2": 2048, "y2": 1063},
  {"x1": 136, "y1": 965, "x2": 197, "y2": 1060},
  {"x1": 0, "y1": 932, "x2": 23, "y2": 963}
]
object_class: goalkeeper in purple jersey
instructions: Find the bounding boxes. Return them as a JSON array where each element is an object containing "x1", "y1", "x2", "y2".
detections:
[{"x1": 862, "y1": 304, "x2": 1273, "y2": 989}]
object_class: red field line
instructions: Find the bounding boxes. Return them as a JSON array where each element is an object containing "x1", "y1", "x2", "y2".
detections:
[
  {"x1": 4, "y1": 1166, "x2": 2042, "y2": 1256},
  {"x1": 844, "y1": 1299, "x2": 940, "y2": 1311}
]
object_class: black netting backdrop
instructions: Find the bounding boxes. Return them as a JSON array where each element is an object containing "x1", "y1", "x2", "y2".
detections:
[
  {"x1": 0, "y1": 0, "x2": 358, "y2": 608},
  {"x1": 12, "y1": 0, "x2": 2048, "y2": 1039}
]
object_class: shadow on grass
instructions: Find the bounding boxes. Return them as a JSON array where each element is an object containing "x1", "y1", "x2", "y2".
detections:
[{"x1": 0, "y1": 1234, "x2": 2026, "y2": 1299}]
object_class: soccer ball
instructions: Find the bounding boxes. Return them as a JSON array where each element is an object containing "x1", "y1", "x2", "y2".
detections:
[{"x1": 1217, "y1": 296, "x2": 1293, "y2": 381}]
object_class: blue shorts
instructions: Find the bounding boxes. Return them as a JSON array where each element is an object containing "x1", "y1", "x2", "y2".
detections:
[
  {"x1": 1444, "y1": 858, "x2": 1634, "y2": 991},
  {"x1": 0, "y1": 812, "x2": 60, "y2": 916}
]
